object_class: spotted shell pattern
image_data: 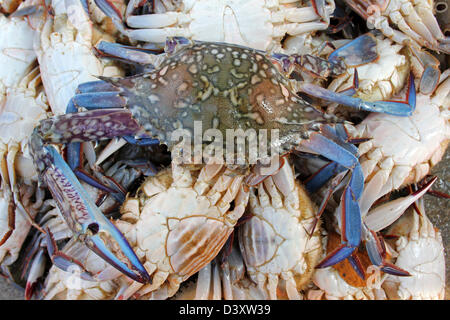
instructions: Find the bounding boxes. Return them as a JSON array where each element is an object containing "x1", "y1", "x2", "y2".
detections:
[{"x1": 108, "y1": 39, "x2": 335, "y2": 155}]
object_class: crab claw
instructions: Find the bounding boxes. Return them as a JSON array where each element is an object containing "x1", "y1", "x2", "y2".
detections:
[
  {"x1": 298, "y1": 72, "x2": 416, "y2": 116},
  {"x1": 31, "y1": 139, "x2": 150, "y2": 283},
  {"x1": 328, "y1": 33, "x2": 379, "y2": 67}
]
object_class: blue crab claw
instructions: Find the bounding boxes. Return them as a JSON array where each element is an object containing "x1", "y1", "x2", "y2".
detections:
[
  {"x1": 33, "y1": 143, "x2": 150, "y2": 283},
  {"x1": 328, "y1": 33, "x2": 378, "y2": 67},
  {"x1": 298, "y1": 72, "x2": 416, "y2": 116}
]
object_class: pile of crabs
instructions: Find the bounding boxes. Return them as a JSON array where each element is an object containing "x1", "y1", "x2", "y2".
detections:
[{"x1": 0, "y1": 0, "x2": 448, "y2": 300}]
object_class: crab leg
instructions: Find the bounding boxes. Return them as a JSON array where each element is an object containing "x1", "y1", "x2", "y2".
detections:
[
  {"x1": 310, "y1": 0, "x2": 330, "y2": 23},
  {"x1": 73, "y1": 90, "x2": 160, "y2": 148},
  {"x1": 296, "y1": 72, "x2": 416, "y2": 116},
  {"x1": 297, "y1": 127, "x2": 364, "y2": 270},
  {"x1": 303, "y1": 124, "x2": 358, "y2": 194},
  {"x1": 359, "y1": 178, "x2": 435, "y2": 277},
  {"x1": 64, "y1": 82, "x2": 158, "y2": 192},
  {"x1": 275, "y1": 34, "x2": 380, "y2": 78},
  {"x1": 305, "y1": 160, "x2": 343, "y2": 193},
  {"x1": 94, "y1": 0, "x2": 334, "y2": 43},
  {"x1": 304, "y1": 122, "x2": 363, "y2": 194},
  {"x1": 64, "y1": 100, "x2": 118, "y2": 193},
  {"x1": 344, "y1": 0, "x2": 450, "y2": 53},
  {"x1": 75, "y1": 44, "x2": 162, "y2": 162},
  {"x1": 408, "y1": 46, "x2": 441, "y2": 95},
  {"x1": 363, "y1": 225, "x2": 410, "y2": 276},
  {"x1": 96, "y1": 41, "x2": 159, "y2": 66},
  {"x1": 29, "y1": 109, "x2": 150, "y2": 283}
]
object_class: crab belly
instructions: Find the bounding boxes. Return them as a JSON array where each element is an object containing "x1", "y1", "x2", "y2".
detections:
[
  {"x1": 312, "y1": 267, "x2": 376, "y2": 300},
  {"x1": 0, "y1": 16, "x2": 36, "y2": 89},
  {"x1": 238, "y1": 191, "x2": 321, "y2": 300},
  {"x1": 188, "y1": 0, "x2": 274, "y2": 50},
  {"x1": 358, "y1": 94, "x2": 447, "y2": 187},
  {"x1": 35, "y1": 13, "x2": 123, "y2": 115},
  {"x1": 394, "y1": 237, "x2": 445, "y2": 300},
  {"x1": 240, "y1": 207, "x2": 309, "y2": 276},
  {"x1": 135, "y1": 187, "x2": 233, "y2": 281}
]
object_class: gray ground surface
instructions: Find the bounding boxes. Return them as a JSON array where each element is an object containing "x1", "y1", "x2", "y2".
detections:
[
  {"x1": 0, "y1": 148, "x2": 448, "y2": 300},
  {"x1": 426, "y1": 149, "x2": 449, "y2": 300},
  {"x1": 0, "y1": 276, "x2": 24, "y2": 300}
]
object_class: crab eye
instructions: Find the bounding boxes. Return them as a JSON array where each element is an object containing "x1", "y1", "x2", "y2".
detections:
[
  {"x1": 88, "y1": 222, "x2": 99, "y2": 235},
  {"x1": 270, "y1": 53, "x2": 293, "y2": 73},
  {"x1": 165, "y1": 37, "x2": 192, "y2": 55}
]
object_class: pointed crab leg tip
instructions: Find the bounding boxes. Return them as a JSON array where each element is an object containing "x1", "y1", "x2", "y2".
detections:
[
  {"x1": 316, "y1": 245, "x2": 356, "y2": 269},
  {"x1": 89, "y1": 233, "x2": 151, "y2": 284},
  {"x1": 381, "y1": 264, "x2": 411, "y2": 277},
  {"x1": 366, "y1": 100, "x2": 414, "y2": 116},
  {"x1": 24, "y1": 283, "x2": 34, "y2": 300},
  {"x1": 93, "y1": 251, "x2": 150, "y2": 284},
  {"x1": 413, "y1": 176, "x2": 437, "y2": 196}
]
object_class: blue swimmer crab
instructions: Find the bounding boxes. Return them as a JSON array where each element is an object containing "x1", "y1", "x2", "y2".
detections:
[{"x1": 27, "y1": 36, "x2": 417, "y2": 284}]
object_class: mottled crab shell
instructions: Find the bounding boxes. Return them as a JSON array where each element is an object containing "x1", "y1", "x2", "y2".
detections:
[{"x1": 106, "y1": 39, "x2": 336, "y2": 156}]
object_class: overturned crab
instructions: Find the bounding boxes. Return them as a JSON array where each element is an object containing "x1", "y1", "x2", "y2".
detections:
[
  {"x1": 342, "y1": 0, "x2": 448, "y2": 94},
  {"x1": 93, "y1": 0, "x2": 336, "y2": 51},
  {"x1": 351, "y1": 68, "x2": 450, "y2": 228},
  {"x1": 382, "y1": 197, "x2": 446, "y2": 300},
  {"x1": 308, "y1": 194, "x2": 445, "y2": 300},
  {"x1": 0, "y1": 66, "x2": 49, "y2": 265},
  {"x1": 344, "y1": 0, "x2": 449, "y2": 54},
  {"x1": 238, "y1": 158, "x2": 322, "y2": 299},
  {"x1": 34, "y1": 0, "x2": 124, "y2": 115}
]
